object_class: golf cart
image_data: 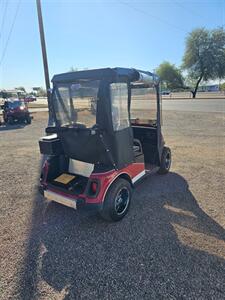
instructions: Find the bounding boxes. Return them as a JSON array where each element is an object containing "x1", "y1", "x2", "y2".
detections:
[
  {"x1": 39, "y1": 68, "x2": 171, "y2": 221},
  {"x1": 1, "y1": 100, "x2": 32, "y2": 125}
]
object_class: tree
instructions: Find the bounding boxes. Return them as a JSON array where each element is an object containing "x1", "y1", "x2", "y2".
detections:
[
  {"x1": 156, "y1": 61, "x2": 184, "y2": 90},
  {"x1": 68, "y1": 67, "x2": 89, "y2": 72},
  {"x1": 37, "y1": 87, "x2": 47, "y2": 97},
  {"x1": 69, "y1": 66, "x2": 79, "y2": 72},
  {"x1": 15, "y1": 86, "x2": 26, "y2": 93},
  {"x1": 220, "y1": 82, "x2": 225, "y2": 93},
  {"x1": 182, "y1": 28, "x2": 225, "y2": 98}
]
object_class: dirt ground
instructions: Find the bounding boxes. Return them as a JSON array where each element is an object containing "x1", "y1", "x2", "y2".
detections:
[{"x1": 0, "y1": 110, "x2": 225, "y2": 299}]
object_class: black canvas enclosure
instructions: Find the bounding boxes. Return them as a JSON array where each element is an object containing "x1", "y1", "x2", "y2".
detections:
[{"x1": 39, "y1": 67, "x2": 162, "y2": 170}]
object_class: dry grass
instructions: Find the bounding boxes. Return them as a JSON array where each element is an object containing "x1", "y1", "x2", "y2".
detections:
[{"x1": 0, "y1": 110, "x2": 224, "y2": 299}]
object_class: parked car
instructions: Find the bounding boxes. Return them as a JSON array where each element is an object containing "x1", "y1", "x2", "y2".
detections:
[
  {"x1": 24, "y1": 95, "x2": 36, "y2": 102},
  {"x1": 161, "y1": 90, "x2": 171, "y2": 95},
  {"x1": 1, "y1": 100, "x2": 32, "y2": 124}
]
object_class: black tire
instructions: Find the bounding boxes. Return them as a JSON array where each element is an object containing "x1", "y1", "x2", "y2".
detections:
[
  {"x1": 158, "y1": 146, "x2": 171, "y2": 175},
  {"x1": 26, "y1": 115, "x2": 31, "y2": 124},
  {"x1": 99, "y1": 178, "x2": 132, "y2": 222},
  {"x1": 7, "y1": 116, "x2": 14, "y2": 125}
]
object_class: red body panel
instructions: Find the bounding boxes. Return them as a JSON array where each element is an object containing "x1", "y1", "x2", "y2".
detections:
[
  {"x1": 42, "y1": 162, "x2": 145, "y2": 205},
  {"x1": 86, "y1": 162, "x2": 145, "y2": 204}
]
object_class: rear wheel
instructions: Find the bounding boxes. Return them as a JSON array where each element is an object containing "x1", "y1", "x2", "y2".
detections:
[
  {"x1": 99, "y1": 178, "x2": 132, "y2": 222},
  {"x1": 158, "y1": 146, "x2": 171, "y2": 175}
]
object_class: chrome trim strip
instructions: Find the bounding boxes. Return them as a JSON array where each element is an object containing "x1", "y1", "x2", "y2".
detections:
[{"x1": 132, "y1": 170, "x2": 146, "y2": 183}]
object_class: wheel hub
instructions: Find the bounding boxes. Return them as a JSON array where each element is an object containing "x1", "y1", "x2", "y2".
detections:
[
  {"x1": 115, "y1": 187, "x2": 130, "y2": 215},
  {"x1": 165, "y1": 153, "x2": 171, "y2": 169}
]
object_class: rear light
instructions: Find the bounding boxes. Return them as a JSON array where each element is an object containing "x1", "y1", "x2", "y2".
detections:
[
  {"x1": 91, "y1": 182, "x2": 98, "y2": 194},
  {"x1": 88, "y1": 180, "x2": 99, "y2": 197}
]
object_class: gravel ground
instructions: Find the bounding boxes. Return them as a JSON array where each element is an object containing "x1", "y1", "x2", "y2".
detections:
[{"x1": 0, "y1": 110, "x2": 225, "y2": 300}]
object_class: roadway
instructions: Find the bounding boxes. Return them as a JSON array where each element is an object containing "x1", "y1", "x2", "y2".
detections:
[
  {"x1": 162, "y1": 98, "x2": 225, "y2": 113},
  {"x1": 29, "y1": 98, "x2": 225, "y2": 113}
]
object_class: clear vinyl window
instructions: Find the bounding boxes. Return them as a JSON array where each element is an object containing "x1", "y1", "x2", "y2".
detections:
[
  {"x1": 130, "y1": 85, "x2": 157, "y2": 126},
  {"x1": 110, "y1": 83, "x2": 129, "y2": 131},
  {"x1": 53, "y1": 80, "x2": 100, "y2": 128}
]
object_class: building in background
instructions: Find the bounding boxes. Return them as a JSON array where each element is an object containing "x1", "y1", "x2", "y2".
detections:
[
  {"x1": 0, "y1": 89, "x2": 26, "y2": 99},
  {"x1": 198, "y1": 84, "x2": 220, "y2": 92}
]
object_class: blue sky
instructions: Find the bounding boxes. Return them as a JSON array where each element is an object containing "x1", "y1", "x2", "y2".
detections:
[{"x1": 0, "y1": 0, "x2": 224, "y2": 91}]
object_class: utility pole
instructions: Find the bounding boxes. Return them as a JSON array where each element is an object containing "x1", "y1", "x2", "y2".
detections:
[{"x1": 36, "y1": 0, "x2": 53, "y2": 125}]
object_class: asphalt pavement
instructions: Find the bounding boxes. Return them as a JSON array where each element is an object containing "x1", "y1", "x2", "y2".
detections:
[
  {"x1": 162, "y1": 98, "x2": 225, "y2": 113},
  {"x1": 29, "y1": 98, "x2": 225, "y2": 114}
]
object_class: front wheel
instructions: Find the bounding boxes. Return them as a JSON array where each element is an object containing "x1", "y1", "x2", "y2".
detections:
[
  {"x1": 99, "y1": 178, "x2": 132, "y2": 222},
  {"x1": 7, "y1": 116, "x2": 14, "y2": 125},
  {"x1": 26, "y1": 115, "x2": 32, "y2": 124},
  {"x1": 158, "y1": 146, "x2": 171, "y2": 175}
]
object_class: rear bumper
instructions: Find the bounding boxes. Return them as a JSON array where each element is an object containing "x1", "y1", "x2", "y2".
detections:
[
  {"x1": 42, "y1": 188, "x2": 103, "y2": 211},
  {"x1": 44, "y1": 189, "x2": 78, "y2": 209}
]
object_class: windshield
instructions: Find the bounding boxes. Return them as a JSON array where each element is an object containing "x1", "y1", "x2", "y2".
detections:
[{"x1": 52, "y1": 80, "x2": 100, "y2": 128}]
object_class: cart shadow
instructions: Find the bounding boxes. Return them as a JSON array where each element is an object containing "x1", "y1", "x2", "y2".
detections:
[
  {"x1": 0, "y1": 123, "x2": 26, "y2": 131},
  {"x1": 16, "y1": 172, "x2": 225, "y2": 299}
]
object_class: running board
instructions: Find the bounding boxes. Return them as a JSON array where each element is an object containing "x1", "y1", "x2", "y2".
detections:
[{"x1": 44, "y1": 190, "x2": 77, "y2": 209}]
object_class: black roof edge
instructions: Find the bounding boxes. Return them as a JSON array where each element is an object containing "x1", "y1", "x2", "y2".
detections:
[{"x1": 52, "y1": 67, "x2": 160, "y2": 84}]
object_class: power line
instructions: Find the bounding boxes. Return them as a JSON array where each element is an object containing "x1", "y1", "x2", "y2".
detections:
[
  {"x1": 0, "y1": 0, "x2": 21, "y2": 67},
  {"x1": 0, "y1": 0, "x2": 9, "y2": 41},
  {"x1": 175, "y1": 0, "x2": 225, "y2": 29},
  {"x1": 173, "y1": 1, "x2": 208, "y2": 23},
  {"x1": 119, "y1": 0, "x2": 188, "y2": 33}
]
